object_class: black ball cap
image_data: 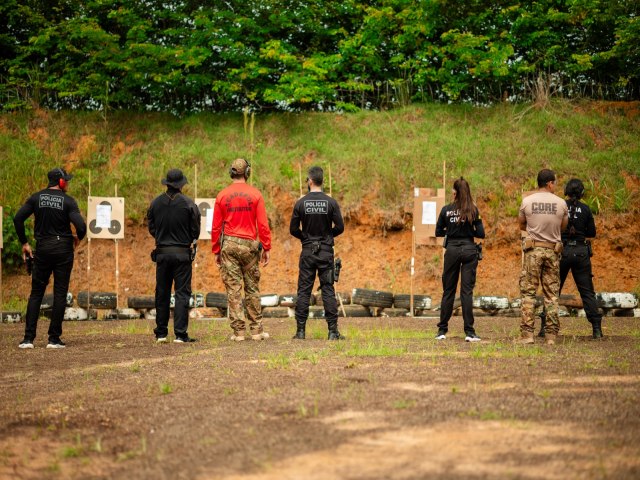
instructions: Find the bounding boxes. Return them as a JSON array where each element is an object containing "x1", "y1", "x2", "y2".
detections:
[
  {"x1": 47, "y1": 167, "x2": 73, "y2": 186},
  {"x1": 162, "y1": 169, "x2": 188, "y2": 189}
]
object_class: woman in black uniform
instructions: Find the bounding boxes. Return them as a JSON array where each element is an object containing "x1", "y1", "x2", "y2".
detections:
[
  {"x1": 560, "y1": 179, "x2": 602, "y2": 338},
  {"x1": 435, "y1": 177, "x2": 485, "y2": 342}
]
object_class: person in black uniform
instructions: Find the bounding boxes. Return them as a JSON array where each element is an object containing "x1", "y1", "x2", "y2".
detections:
[
  {"x1": 435, "y1": 177, "x2": 485, "y2": 342},
  {"x1": 147, "y1": 169, "x2": 201, "y2": 343},
  {"x1": 539, "y1": 179, "x2": 602, "y2": 339},
  {"x1": 289, "y1": 166, "x2": 345, "y2": 340},
  {"x1": 14, "y1": 168, "x2": 87, "y2": 349}
]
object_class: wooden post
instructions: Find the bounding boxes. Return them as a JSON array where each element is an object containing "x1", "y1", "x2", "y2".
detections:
[
  {"x1": 298, "y1": 163, "x2": 303, "y2": 197},
  {"x1": 115, "y1": 184, "x2": 119, "y2": 314},
  {"x1": 0, "y1": 246, "x2": 3, "y2": 319},
  {"x1": 328, "y1": 164, "x2": 332, "y2": 196},
  {"x1": 87, "y1": 171, "x2": 91, "y2": 315},
  {"x1": 410, "y1": 226, "x2": 415, "y2": 317}
]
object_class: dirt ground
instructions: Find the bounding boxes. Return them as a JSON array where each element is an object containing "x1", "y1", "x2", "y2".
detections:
[{"x1": 1, "y1": 316, "x2": 639, "y2": 480}]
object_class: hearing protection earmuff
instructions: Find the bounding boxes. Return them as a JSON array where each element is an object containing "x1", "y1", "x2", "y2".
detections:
[
  {"x1": 229, "y1": 159, "x2": 251, "y2": 180},
  {"x1": 57, "y1": 168, "x2": 68, "y2": 190}
]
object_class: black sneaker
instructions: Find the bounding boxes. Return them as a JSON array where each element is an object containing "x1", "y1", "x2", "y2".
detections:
[
  {"x1": 19, "y1": 339, "x2": 34, "y2": 349},
  {"x1": 174, "y1": 337, "x2": 196, "y2": 343},
  {"x1": 465, "y1": 334, "x2": 481, "y2": 342},
  {"x1": 47, "y1": 339, "x2": 66, "y2": 349},
  {"x1": 435, "y1": 331, "x2": 447, "y2": 340}
]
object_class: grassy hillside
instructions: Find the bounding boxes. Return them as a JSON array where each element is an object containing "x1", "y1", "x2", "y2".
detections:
[{"x1": 1, "y1": 102, "x2": 639, "y2": 224}]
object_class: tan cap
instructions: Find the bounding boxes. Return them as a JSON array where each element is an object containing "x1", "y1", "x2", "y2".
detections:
[{"x1": 230, "y1": 158, "x2": 249, "y2": 175}]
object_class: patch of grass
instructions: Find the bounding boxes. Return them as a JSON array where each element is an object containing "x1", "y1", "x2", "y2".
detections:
[
  {"x1": 297, "y1": 401, "x2": 318, "y2": 418},
  {"x1": 392, "y1": 398, "x2": 416, "y2": 409},
  {"x1": 344, "y1": 341, "x2": 407, "y2": 357},
  {"x1": 159, "y1": 382, "x2": 173, "y2": 395},
  {"x1": 129, "y1": 361, "x2": 141, "y2": 373},
  {"x1": 265, "y1": 352, "x2": 291, "y2": 369},
  {"x1": 62, "y1": 446, "x2": 82, "y2": 458}
]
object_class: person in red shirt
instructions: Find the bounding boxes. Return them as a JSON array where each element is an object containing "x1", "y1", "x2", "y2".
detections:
[{"x1": 211, "y1": 158, "x2": 271, "y2": 341}]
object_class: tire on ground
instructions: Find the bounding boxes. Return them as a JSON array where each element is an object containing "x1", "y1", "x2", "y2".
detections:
[
  {"x1": 1, "y1": 311, "x2": 22, "y2": 323},
  {"x1": 393, "y1": 294, "x2": 431, "y2": 310},
  {"x1": 351, "y1": 288, "x2": 394, "y2": 308},
  {"x1": 379, "y1": 308, "x2": 409, "y2": 317},
  {"x1": 596, "y1": 292, "x2": 638, "y2": 309},
  {"x1": 261, "y1": 307, "x2": 290, "y2": 318},
  {"x1": 40, "y1": 292, "x2": 74, "y2": 310},
  {"x1": 77, "y1": 291, "x2": 117, "y2": 309},
  {"x1": 260, "y1": 294, "x2": 279, "y2": 307},
  {"x1": 279, "y1": 294, "x2": 297, "y2": 307},
  {"x1": 128, "y1": 295, "x2": 155, "y2": 309},
  {"x1": 205, "y1": 292, "x2": 228, "y2": 308},
  {"x1": 338, "y1": 305, "x2": 371, "y2": 317},
  {"x1": 104, "y1": 308, "x2": 142, "y2": 320}
]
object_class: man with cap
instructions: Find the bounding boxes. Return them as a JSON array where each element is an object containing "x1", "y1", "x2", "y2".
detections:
[
  {"x1": 147, "y1": 169, "x2": 201, "y2": 343},
  {"x1": 211, "y1": 158, "x2": 271, "y2": 341},
  {"x1": 289, "y1": 166, "x2": 345, "y2": 340},
  {"x1": 14, "y1": 167, "x2": 87, "y2": 349},
  {"x1": 518, "y1": 168, "x2": 568, "y2": 345}
]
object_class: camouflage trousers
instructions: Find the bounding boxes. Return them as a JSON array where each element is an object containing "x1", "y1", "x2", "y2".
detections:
[
  {"x1": 220, "y1": 237, "x2": 263, "y2": 336},
  {"x1": 520, "y1": 247, "x2": 561, "y2": 335}
]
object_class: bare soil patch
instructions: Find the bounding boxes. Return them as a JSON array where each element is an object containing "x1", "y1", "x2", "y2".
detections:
[{"x1": 1, "y1": 316, "x2": 639, "y2": 479}]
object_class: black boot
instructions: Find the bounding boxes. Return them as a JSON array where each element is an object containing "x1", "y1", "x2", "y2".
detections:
[
  {"x1": 293, "y1": 320, "x2": 306, "y2": 340},
  {"x1": 592, "y1": 319, "x2": 603, "y2": 339},
  {"x1": 328, "y1": 330, "x2": 345, "y2": 340},
  {"x1": 537, "y1": 311, "x2": 546, "y2": 338}
]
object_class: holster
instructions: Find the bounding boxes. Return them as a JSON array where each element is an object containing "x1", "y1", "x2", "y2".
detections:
[
  {"x1": 586, "y1": 240, "x2": 593, "y2": 257},
  {"x1": 522, "y1": 238, "x2": 534, "y2": 252},
  {"x1": 554, "y1": 242, "x2": 563, "y2": 254},
  {"x1": 151, "y1": 249, "x2": 157, "y2": 263}
]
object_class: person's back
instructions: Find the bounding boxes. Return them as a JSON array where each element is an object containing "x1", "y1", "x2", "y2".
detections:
[
  {"x1": 291, "y1": 190, "x2": 343, "y2": 247},
  {"x1": 148, "y1": 188, "x2": 199, "y2": 248},
  {"x1": 520, "y1": 191, "x2": 567, "y2": 244},
  {"x1": 213, "y1": 182, "x2": 271, "y2": 248}
]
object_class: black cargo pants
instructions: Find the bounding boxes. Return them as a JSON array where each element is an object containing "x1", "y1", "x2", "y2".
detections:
[
  {"x1": 295, "y1": 247, "x2": 338, "y2": 330},
  {"x1": 437, "y1": 242, "x2": 479, "y2": 336},
  {"x1": 560, "y1": 244, "x2": 602, "y2": 324},
  {"x1": 154, "y1": 252, "x2": 192, "y2": 339},
  {"x1": 24, "y1": 237, "x2": 74, "y2": 342}
]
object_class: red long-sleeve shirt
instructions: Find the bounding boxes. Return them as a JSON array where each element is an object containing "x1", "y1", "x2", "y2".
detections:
[{"x1": 211, "y1": 182, "x2": 271, "y2": 254}]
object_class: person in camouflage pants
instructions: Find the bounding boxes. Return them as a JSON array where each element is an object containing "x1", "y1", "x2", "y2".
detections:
[
  {"x1": 517, "y1": 169, "x2": 568, "y2": 345},
  {"x1": 220, "y1": 237, "x2": 264, "y2": 337},
  {"x1": 520, "y1": 248, "x2": 561, "y2": 336},
  {"x1": 210, "y1": 158, "x2": 272, "y2": 342}
]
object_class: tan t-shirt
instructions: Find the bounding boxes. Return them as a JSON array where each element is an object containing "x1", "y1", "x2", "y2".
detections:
[{"x1": 519, "y1": 191, "x2": 568, "y2": 243}]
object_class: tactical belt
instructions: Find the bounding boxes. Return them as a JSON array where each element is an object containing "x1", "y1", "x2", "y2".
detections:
[
  {"x1": 564, "y1": 240, "x2": 586, "y2": 247},
  {"x1": 156, "y1": 246, "x2": 190, "y2": 254},
  {"x1": 447, "y1": 239, "x2": 474, "y2": 247},
  {"x1": 302, "y1": 245, "x2": 334, "y2": 253},
  {"x1": 532, "y1": 240, "x2": 556, "y2": 249}
]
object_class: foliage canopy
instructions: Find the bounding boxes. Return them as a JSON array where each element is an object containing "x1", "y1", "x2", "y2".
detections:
[{"x1": 1, "y1": 0, "x2": 638, "y2": 112}]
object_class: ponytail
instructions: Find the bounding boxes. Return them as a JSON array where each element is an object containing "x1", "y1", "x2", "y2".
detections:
[{"x1": 453, "y1": 177, "x2": 476, "y2": 223}]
